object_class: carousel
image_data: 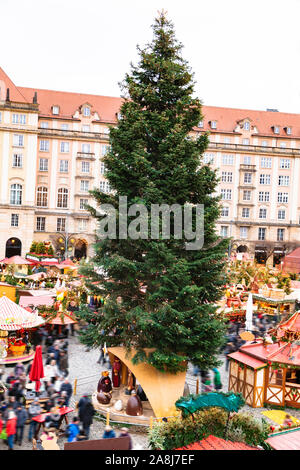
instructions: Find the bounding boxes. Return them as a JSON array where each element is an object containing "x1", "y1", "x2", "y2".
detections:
[
  {"x1": 0, "y1": 296, "x2": 45, "y2": 364},
  {"x1": 228, "y1": 310, "x2": 300, "y2": 409},
  {"x1": 92, "y1": 347, "x2": 186, "y2": 426}
]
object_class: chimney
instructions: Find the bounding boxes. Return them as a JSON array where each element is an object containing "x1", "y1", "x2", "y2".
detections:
[
  {"x1": 33, "y1": 91, "x2": 37, "y2": 104},
  {"x1": 6, "y1": 88, "x2": 10, "y2": 102}
]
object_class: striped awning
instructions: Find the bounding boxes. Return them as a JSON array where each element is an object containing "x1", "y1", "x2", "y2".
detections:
[{"x1": 0, "y1": 296, "x2": 45, "y2": 330}]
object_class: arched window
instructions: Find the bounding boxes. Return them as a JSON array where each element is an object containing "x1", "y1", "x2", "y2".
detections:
[
  {"x1": 36, "y1": 186, "x2": 48, "y2": 207},
  {"x1": 57, "y1": 188, "x2": 68, "y2": 208},
  {"x1": 10, "y1": 184, "x2": 22, "y2": 205}
]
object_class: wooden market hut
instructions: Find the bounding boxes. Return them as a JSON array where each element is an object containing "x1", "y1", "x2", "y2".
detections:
[
  {"x1": 228, "y1": 311, "x2": 300, "y2": 409},
  {"x1": 252, "y1": 290, "x2": 298, "y2": 320}
]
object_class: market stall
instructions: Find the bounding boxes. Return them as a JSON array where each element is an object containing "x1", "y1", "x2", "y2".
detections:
[
  {"x1": 18, "y1": 289, "x2": 55, "y2": 308},
  {"x1": 228, "y1": 310, "x2": 300, "y2": 409},
  {"x1": 0, "y1": 296, "x2": 45, "y2": 364},
  {"x1": 252, "y1": 289, "x2": 298, "y2": 320}
]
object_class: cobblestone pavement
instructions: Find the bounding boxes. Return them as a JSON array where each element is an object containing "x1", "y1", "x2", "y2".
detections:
[{"x1": 4, "y1": 334, "x2": 300, "y2": 450}]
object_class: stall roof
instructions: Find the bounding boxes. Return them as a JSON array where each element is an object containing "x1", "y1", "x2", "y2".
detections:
[
  {"x1": 0, "y1": 256, "x2": 34, "y2": 265},
  {"x1": 266, "y1": 429, "x2": 300, "y2": 450},
  {"x1": 228, "y1": 351, "x2": 266, "y2": 369},
  {"x1": 19, "y1": 295, "x2": 54, "y2": 308},
  {"x1": 176, "y1": 435, "x2": 258, "y2": 451},
  {"x1": 46, "y1": 313, "x2": 77, "y2": 325},
  {"x1": 237, "y1": 341, "x2": 300, "y2": 367}
]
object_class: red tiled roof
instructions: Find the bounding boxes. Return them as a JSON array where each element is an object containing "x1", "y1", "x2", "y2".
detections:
[
  {"x1": 228, "y1": 351, "x2": 266, "y2": 369},
  {"x1": 0, "y1": 67, "x2": 29, "y2": 103},
  {"x1": 176, "y1": 435, "x2": 258, "y2": 450},
  {"x1": 18, "y1": 86, "x2": 123, "y2": 123},
  {"x1": 266, "y1": 429, "x2": 300, "y2": 450},
  {"x1": 199, "y1": 105, "x2": 300, "y2": 138},
  {"x1": 1, "y1": 67, "x2": 300, "y2": 137}
]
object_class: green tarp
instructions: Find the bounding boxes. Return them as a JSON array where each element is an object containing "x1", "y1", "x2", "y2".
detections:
[{"x1": 175, "y1": 392, "x2": 245, "y2": 417}]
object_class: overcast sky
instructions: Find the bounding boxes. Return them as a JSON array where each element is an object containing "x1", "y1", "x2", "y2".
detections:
[{"x1": 2, "y1": 0, "x2": 300, "y2": 113}]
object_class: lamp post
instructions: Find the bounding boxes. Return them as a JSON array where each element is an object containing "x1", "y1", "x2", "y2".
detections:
[{"x1": 56, "y1": 213, "x2": 76, "y2": 261}]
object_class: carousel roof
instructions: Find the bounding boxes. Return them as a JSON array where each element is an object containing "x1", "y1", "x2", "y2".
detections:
[{"x1": 0, "y1": 296, "x2": 45, "y2": 330}]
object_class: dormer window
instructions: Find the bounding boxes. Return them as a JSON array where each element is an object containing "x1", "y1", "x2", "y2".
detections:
[
  {"x1": 210, "y1": 120, "x2": 217, "y2": 129},
  {"x1": 244, "y1": 121, "x2": 250, "y2": 131},
  {"x1": 285, "y1": 126, "x2": 292, "y2": 135},
  {"x1": 273, "y1": 125, "x2": 280, "y2": 134},
  {"x1": 52, "y1": 105, "x2": 59, "y2": 115},
  {"x1": 83, "y1": 106, "x2": 90, "y2": 117},
  {"x1": 198, "y1": 120, "x2": 203, "y2": 128}
]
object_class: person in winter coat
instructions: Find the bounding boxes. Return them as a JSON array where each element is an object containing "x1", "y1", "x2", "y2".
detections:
[
  {"x1": 43, "y1": 360, "x2": 60, "y2": 384},
  {"x1": 212, "y1": 368, "x2": 222, "y2": 391},
  {"x1": 16, "y1": 405, "x2": 28, "y2": 446},
  {"x1": 14, "y1": 362, "x2": 25, "y2": 378},
  {"x1": 119, "y1": 427, "x2": 132, "y2": 449},
  {"x1": 28, "y1": 400, "x2": 41, "y2": 441},
  {"x1": 102, "y1": 425, "x2": 116, "y2": 439},
  {"x1": 77, "y1": 395, "x2": 95, "y2": 439},
  {"x1": 6, "y1": 410, "x2": 17, "y2": 450},
  {"x1": 58, "y1": 352, "x2": 69, "y2": 377},
  {"x1": 59, "y1": 379, "x2": 72, "y2": 406},
  {"x1": 66, "y1": 417, "x2": 80, "y2": 442},
  {"x1": 45, "y1": 408, "x2": 61, "y2": 429}
]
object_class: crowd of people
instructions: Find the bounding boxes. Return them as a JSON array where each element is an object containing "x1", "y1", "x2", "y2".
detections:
[{"x1": 0, "y1": 328, "x2": 96, "y2": 450}]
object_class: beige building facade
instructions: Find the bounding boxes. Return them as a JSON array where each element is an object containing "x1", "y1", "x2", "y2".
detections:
[{"x1": 0, "y1": 67, "x2": 300, "y2": 264}]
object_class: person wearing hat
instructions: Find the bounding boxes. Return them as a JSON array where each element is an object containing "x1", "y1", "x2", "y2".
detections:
[
  {"x1": 28, "y1": 399, "x2": 41, "y2": 441},
  {"x1": 119, "y1": 427, "x2": 132, "y2": 450},
  {"x1": 102, "y1": 425, "x2": 116, "y2": 439},
  {"x1": 6, "y1": 410, "x2": 17, "y2": 450}
]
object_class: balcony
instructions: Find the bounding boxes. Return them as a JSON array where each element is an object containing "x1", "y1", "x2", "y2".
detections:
[
  {"x1": 208, "y1": 142, "x2": 300, "y2": 156},
  {"x1": 76, "y1": 152, "x2": 96, "y2": 160},
  {"x1": 38, "y1": 127, "x2": 110, "y2": 141},
  {"x1": 239, "y1": 164, "x2": 256, "y2": 171}
]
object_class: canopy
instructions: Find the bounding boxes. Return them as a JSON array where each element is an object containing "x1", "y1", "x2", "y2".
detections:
[
  {"x1": 29, "y1": 345, "x2": 44, "y2": 392},
  {"x1": 47, "y1": 313, "x2": 77, "y2": 325},
  {"x1": 26, "y1": 273, "x2": 47, "y2": 281},
  {"x1": 175, "y1": 392, "x2": 245, "y2": 417},
  {"x1": 60, "y1": 258, "x2": 76, "y2": 267},
  {"x1": 0, "y1": 296, "x2": 45, "y2": 330},
  {"x1": 0, "y1": 256, "x2": 34, "y2": 265}
]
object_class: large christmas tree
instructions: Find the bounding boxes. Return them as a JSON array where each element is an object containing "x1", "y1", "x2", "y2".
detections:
[{"x1": 79, "y1": 12, "x2": 229, "y2": 373}]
